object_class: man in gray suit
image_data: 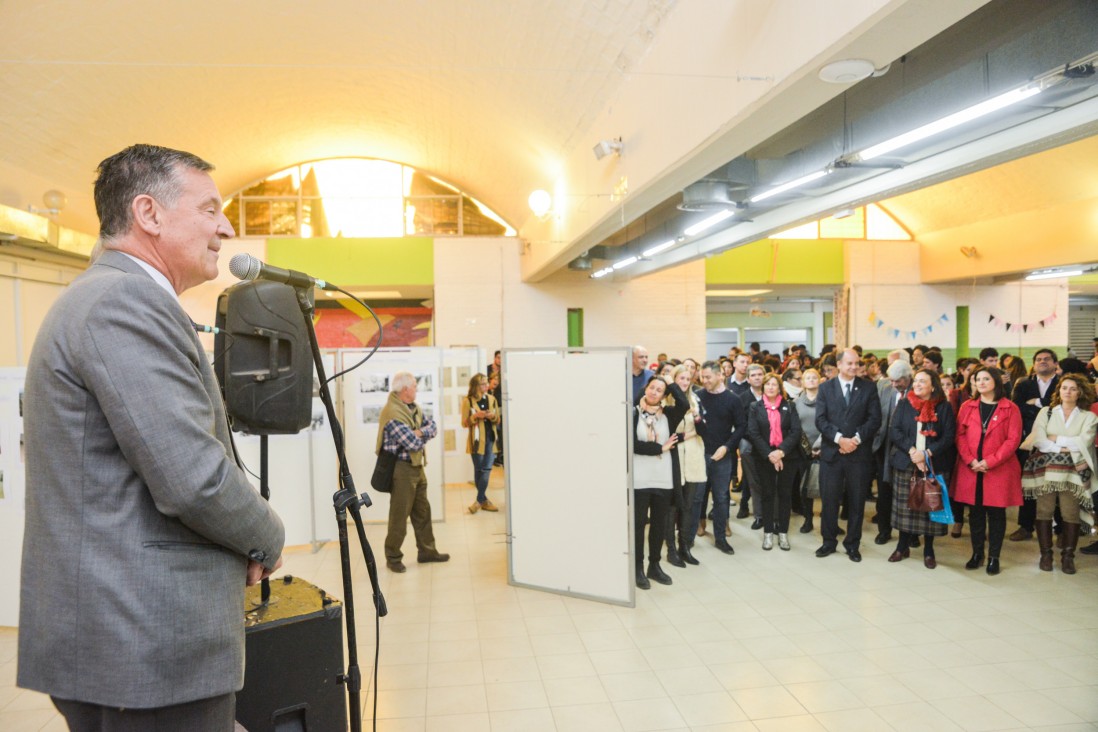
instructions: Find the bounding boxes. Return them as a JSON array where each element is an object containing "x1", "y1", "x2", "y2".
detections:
[
  {"x1": 872, "y1": 360, "x2": 913, "y2": 545},
  {"x1": 18, "y1": 145, "x2": 285, "y2": 731}
]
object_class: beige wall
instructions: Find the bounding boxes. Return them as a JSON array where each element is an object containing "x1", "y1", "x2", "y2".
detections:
[
  {"x1": 435, "y1": 236, "x2": 707, "y2": 359},
  {"x1": 0, "y1": 257, "x2": 81, "y2": 366}
]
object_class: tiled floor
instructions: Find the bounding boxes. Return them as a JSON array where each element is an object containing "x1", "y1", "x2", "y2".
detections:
[{"x1": 3, "y1": 469, "x2": 1097, "y2": 731}]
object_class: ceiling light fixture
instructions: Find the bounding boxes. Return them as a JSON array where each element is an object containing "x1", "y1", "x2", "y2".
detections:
[
  {"x1": 1026, "y1": 268, "x2": 1084, "y2": 281},
  {"x1": 642, "y1": 239, "x2": 677, "y2": 258},
  {"x1": 854, "y1": 85, "x2": 1043, "y2": 162},
  {"x1": 27, "y1": 189, "x2": 67, "y2": 217},
  {"x1": 593, "y1": 138, "x2": 624, "y2": 160},
  {"x1": 683, "y1": 209, "x2": 734, "y2": 236},
  {"x1": 528, "y1": 189, "x2": 553, "y2": 217},
  {"x1": 817, "y1": 59, "x2": 876, "y2": 84},
  {"x1": 612, "y1": 256, "x2": 639, "y2": 270},
  {"x1": 591, "y1": 267, "x2": 614, "y2": 279},
  {"x1": 749, "y1": 170, "x2": 830, "y2": 204}
]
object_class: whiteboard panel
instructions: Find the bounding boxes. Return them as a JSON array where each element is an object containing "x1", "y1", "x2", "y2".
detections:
[
  {"x1": 0, "y1": 368, "x2": 27, "y2": 625},
  {"x1": 339, "y1": 348, "x2": 445, "y2": 523},
  {"x1": 504, "y1": 349, "x2": 633, "y2": 606}
]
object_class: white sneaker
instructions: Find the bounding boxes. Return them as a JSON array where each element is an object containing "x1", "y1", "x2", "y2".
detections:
[
  {"x1": 778, "y1": 533, "x2": 790, "y2": 551},
  {"x1": 762, "y1": 533, "x2": 774, "y2": 551}
]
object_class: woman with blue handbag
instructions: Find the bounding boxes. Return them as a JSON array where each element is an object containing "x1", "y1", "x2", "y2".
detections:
[{"x1": 887, "y1": 369, "x2": 957, "y2": 568}]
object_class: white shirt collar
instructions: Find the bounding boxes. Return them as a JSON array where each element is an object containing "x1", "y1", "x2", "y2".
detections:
[
  {"x1": 838, "y1": 376, "x2": 856, "y2": 389},
  {"x1": 120, "y1": 253, "x2": 177, "y2": 300}
]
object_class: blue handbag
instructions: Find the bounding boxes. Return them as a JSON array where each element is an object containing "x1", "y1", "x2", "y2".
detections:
[{"x1": 925, "y1": 452, "x2": 955, "y2": 525}]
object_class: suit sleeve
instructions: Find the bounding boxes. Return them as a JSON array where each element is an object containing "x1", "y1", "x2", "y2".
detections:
[
  {"x1": 857, "y1": 383, "x2": 883, "y2": 445},
  {"x1": 81, "y1": 277, "x2": 284, "y2": 568},
  {"x1": 815, "y1": 383, "x2": 838, "y2": 442}
]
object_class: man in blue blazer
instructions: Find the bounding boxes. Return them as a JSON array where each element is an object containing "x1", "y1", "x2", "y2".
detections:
[
  {"x1": 19, "y1": 145, "x2": 285, "y2": 731},
  {"x1": 814, "y1": 349, "x2": 882, "y2": 561}
]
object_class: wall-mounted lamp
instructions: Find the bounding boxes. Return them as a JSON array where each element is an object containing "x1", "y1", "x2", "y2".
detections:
[
  {"x1": 528, "y1": 189, "x2": 553, "y2": 217},
  {"x1": 28, "y1": 189, "x2": 67, "y2": 218},
  {"x1": 593, "y1": 138, "x2": 623, "y2": 161}
]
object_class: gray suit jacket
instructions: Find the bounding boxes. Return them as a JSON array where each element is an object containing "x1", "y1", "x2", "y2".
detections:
[{"x1": 18, "y1": 251, "x2": 285, "y2": 708}]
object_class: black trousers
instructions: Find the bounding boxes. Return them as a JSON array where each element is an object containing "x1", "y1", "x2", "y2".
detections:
[
  {"x1": 820, "y1": 457, "x2": 874, "y2": 551},
  {"x1": 875, "y1": 480, "x2": 894, "y2": 535},
  {"x1": 52, "y1": 693, "x2": 235, "y2": 732},
  {"x1": 635, "y1": 488, "x2": 671, "y2": 564},
  {"x1": 969, "y1": 482, "x2": 1007, "y2": 558},
  {"x1": 754, "y1": 456, "x2": 796, "y2": 533}
]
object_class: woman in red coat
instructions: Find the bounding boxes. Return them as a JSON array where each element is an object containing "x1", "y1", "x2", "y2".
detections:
[{"x1": 954, "y1": 367, "x2": 1023, "y2": 575}]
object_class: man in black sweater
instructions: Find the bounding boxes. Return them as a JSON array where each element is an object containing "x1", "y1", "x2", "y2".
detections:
[{"x1": 694, "y1": 361, "x2": 747, "y2": 554}]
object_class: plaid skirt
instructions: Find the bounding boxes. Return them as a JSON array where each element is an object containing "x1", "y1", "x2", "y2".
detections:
[{"x1": 891, "y1": 466, "x2": 949, "y2": 536}]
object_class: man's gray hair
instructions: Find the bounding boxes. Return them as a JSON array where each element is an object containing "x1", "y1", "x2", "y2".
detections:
[
  {"x1": 887, "y1": 360, "x2": 913, "y2": 380},
  {"x1": 888, "y1": 349, "x2": 908, "y2": 363},
  {"x1": 94, "y1": 144, "x2": 214, "y2": 243},
  {"x1": 391, "y1": 372, "x2": 416, "y2": 393},
  {"x1": 747, "y1": 363, "x2": 765, "y2": 375}
]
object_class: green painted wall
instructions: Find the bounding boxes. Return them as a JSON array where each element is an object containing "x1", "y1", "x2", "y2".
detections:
[
  {"x1": 705, "y1": 239, "x2": 844, "y2": 284},
  {"x1": 567, "y1": 308, "x2": 584, "y2": 347},
  {"x1": 267, "y1": 237, "x2": 434, "y2": 284}
]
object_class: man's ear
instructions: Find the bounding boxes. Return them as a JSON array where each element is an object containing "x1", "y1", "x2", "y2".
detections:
[{"x1": 131, "y1": 194, "x2": 160, "y2": 236}]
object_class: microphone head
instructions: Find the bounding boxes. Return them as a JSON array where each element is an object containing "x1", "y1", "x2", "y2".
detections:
[{"x1": 228, "y1": 253, "x2": 260, "y2": 281}]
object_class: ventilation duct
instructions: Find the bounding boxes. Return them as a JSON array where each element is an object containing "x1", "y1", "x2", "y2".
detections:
[{"x1": 678, "y1": 180, "x2": 742, "y2": 212}]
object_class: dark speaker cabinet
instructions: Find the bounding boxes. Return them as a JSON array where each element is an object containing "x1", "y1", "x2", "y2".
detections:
[{"x1": 237, "y1": 577, "x2": 346, "y2": 732}]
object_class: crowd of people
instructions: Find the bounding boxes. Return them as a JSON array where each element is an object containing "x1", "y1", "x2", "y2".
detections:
[{"x1": 626, "y1": 341, "x2": 1098, "y2": 589}]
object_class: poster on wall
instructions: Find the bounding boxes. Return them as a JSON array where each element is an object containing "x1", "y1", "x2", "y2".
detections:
[
  {"x1": 313, "y1": 300, "x2": 433, "y2": 349},
  {"x1": 0, "y1": 369, "x2": 28, "y2": 511}
]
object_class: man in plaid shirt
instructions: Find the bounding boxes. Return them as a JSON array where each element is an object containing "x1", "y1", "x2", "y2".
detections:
[{"x1": 377, "y1": 371, "x2": 449, "y2": 572}]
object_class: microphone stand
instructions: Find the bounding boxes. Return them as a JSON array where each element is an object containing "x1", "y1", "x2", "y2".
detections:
[{"x1": 291, "y1": 285, "x2": 387, "y2": 732}]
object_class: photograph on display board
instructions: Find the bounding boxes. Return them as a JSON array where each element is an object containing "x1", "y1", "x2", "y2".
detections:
[
  {"x1": 358, "y1": 374, "x2": 390, "y2": 393},
  {"x1": 443, "y1": 430, "x2": 456, "y2": 452},
  {"x1": 456, "y1": 366, "x2": 471, "y2": 383},
  {"x1": 415, "y1": 373, "x2": 433, "y2": 393},
  {"x1": 361, "y1": 405, "x2": 383, "y2": 424},
  {"x1": 443, "y1": 368, "x2": 453, "y2": 389}
]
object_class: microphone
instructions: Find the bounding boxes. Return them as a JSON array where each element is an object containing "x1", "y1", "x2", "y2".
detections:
[{"x1": 228, "y1": 253, "x2": 335, "y2": 291}]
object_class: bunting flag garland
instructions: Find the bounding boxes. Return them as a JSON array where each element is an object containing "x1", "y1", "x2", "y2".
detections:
[
  {"x1": 867, "y1": 312, "x2": 948, "y2": 340},
  {"x1": 986, "y1": 309, "x2": 1057, "y2": 333}
]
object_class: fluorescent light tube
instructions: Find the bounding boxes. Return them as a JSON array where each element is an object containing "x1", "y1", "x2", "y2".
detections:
[
  {"x1": 591, "y1": 267, "x2": 613, "y2": 278},
  {"x1": 858, "y1": 85, "x2": 1042, "y2": 161},
  {"x1": 683, "y1": 210, "x2": 734, "y2": 236},
  {"x1": 1025, "y1": 269, "x2": 1083, "y2": 281},
  {"x1": 612, "y1": 256, "x2": 639, "y2": 270},
  {"x1": 642, "y1": 239, "x2": 677, "y2": 257},
  {"x1": 749, "y1": 170, "x2": 829, "y2": 203}
]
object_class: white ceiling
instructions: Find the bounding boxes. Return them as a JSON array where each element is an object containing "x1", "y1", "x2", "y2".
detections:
[{"x1": 0, "y1": 0, "x2": 676, "y2": 234}]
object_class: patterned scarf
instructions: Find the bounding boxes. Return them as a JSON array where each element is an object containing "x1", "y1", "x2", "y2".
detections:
[
  {"x1": 906, "y1": 389, "x2": 941, "y2": 437},
  {"x1": 763, "y1": 394, "x2": 783, "y2": 447},
  {"x1": 639, "y1": 403, "x2": 664, "y2": 442}
]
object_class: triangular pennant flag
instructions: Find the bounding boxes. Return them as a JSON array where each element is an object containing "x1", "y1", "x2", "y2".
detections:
[
  {"x1": 1023, "y1": 324, "x2": 1028, "y2": 333},
  {"x1": 988, "y1": 315, "x2": 995, "y2": 323}
]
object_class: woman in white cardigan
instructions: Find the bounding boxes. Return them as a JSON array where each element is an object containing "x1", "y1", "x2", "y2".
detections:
[
  {"x1": 669, "y1": 364, "x2": 707, "y2": 566},
  {"x1": 1021, "y1": 373, "x2": 1097, "y2": 574}
]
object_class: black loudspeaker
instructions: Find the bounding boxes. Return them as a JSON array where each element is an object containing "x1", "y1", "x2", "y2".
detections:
[
  {"x1": 214, "y1": 280, "x2": 312, "y2": 434},
  {"x1": 238, "y1": 577, "x2": 347, "y2": 732}
]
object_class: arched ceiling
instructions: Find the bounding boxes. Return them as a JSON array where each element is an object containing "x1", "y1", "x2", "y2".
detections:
[{"x1": 0, "y1": 0, "x2": 677, "y2": 234}]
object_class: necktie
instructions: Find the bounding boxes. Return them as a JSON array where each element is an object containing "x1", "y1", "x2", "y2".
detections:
[{"x1": 844, "y1": 383, "x2": 851, "y2": 405}]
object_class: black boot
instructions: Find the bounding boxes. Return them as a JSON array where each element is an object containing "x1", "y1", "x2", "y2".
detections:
[
  {"x1": 666, "y1": 542, "x2": 685, "y2": 568},
  {"x1": 800, "y1": 496, "x2": 814, "y2": 533},
  {"x1": 635, "y1": 562, "x2": 650, "y2": 590},
  {"x1": 646, "y1": 560, "x2": 672, "y2": 585},
  {"x1": 679, "y1": 538, "x2": 700, "y2": 565}
]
